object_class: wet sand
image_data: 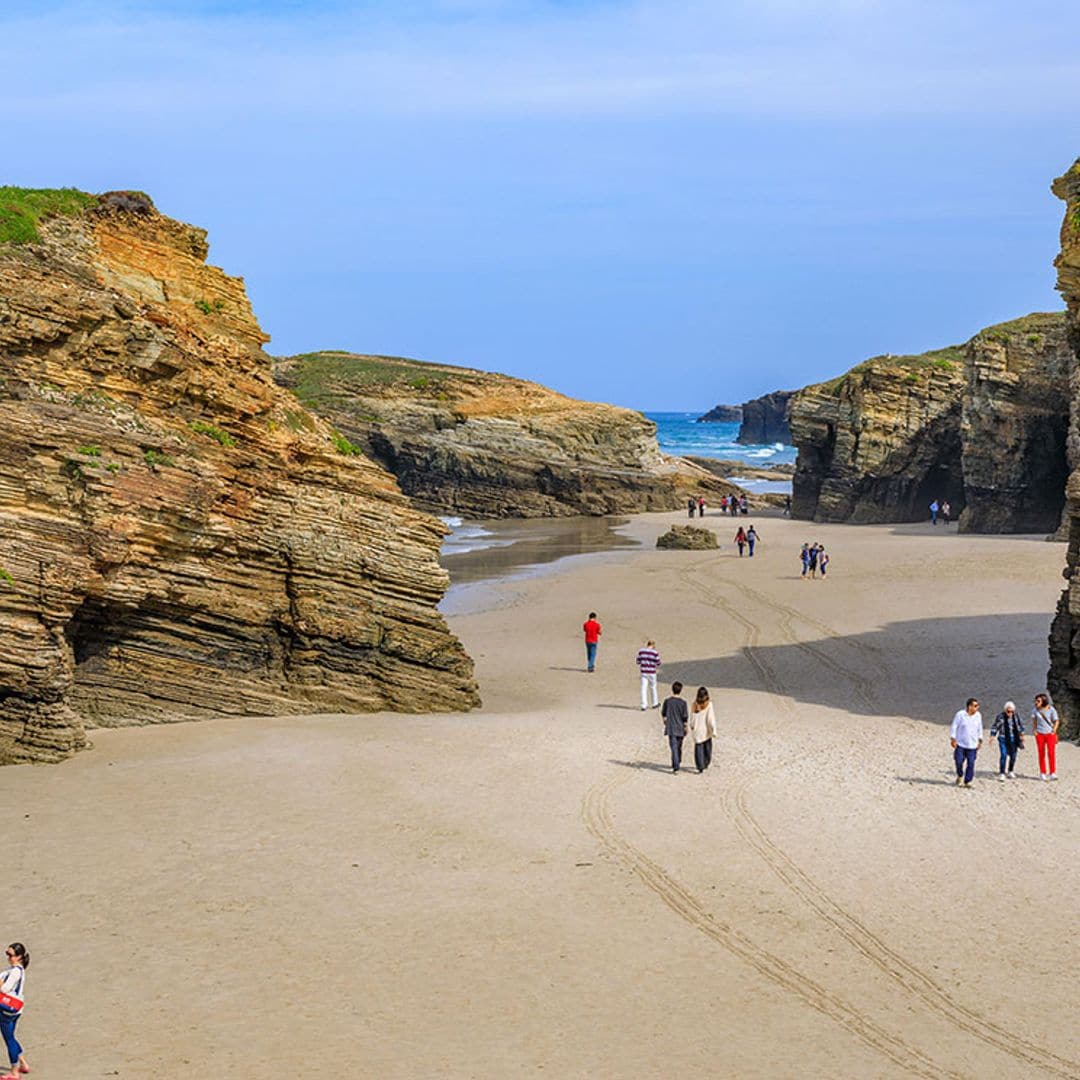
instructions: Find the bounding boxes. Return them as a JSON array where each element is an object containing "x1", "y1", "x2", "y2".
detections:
[{"x1": 6, "y1": 511, "x2": 1079, "y2": 1078}]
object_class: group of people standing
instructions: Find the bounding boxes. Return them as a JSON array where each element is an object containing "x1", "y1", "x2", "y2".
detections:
[
  {"x1": 686, "y1": 494, "x2": 751, "y2": 517},
  {"x1": 950, "y1": 693, "x2": 1061, "y2": 785},
  {"x1": 929, "y1": 499, "x2": 953, "y2": 526},
  {"x1": 799, "y1": 542, "x2": 829, "y2": 578}
]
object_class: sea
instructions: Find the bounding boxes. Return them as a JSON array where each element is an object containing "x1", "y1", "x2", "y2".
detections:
[{"x1": 440, "y1": 411, "x2": 797, "y2": 573}]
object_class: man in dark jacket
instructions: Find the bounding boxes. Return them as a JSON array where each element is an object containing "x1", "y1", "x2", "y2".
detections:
[{"x1": 661, "y1": 681, "x2": 688, "y2": 773}]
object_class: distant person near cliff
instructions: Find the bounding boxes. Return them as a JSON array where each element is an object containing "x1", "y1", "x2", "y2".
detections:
[
  {"x1": 819, "y1": 550, "x2": 829, "y2": 578},
  {"x1": 697, "y1": 496, "x2": 706, "y2": 518},
  {"x1": 783, "y1": 495, "x2": 791, "y2": 517},
  {"x1": 720, "y1": 495, "x2": 729, "y2": 515},
  {"x1": 583, "y1": 613, "x2": 602, "y2": 673},
  {"x1": 746, "y1": 525, "x2": 759, "y2": 556},
  {"x1": 661, "y1": 682, "x2": 688, "y2": 773},
  {"x1": 636, "y1": 640, "x2": 661, "y2": 710},
  {"x1": 941, "y1": 500, "x2": 952, "y2": 526},
  {"x1": 808, "y1": 543, "x2": 820, "y2": 578},
  {"x1": 1032, "y1": 693, "x2": 1060, "y2": 780},
  {"x1": 929, "y1": 499, "x2": 940, "y2": 525},
  {"x1": 800, "y1": 543, "x2": 810, "y2": 578},
  {"x1": 734, "y1": 527, "x2": 747, "y2": 556},
  {"x1": 739, "y1": 495, "x2": 749, "y2": 515},
  {"x1": 687, "y1": 497, "x2": 696, "y2": 519}
]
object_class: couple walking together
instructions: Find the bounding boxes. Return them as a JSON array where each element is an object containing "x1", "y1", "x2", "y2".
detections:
[
  {"x1": 950, "y1": 694, "x2": 1061, "y2": 785},
  {"x1": 661, "y1": 682, "x2": 716, "y2": 773}
]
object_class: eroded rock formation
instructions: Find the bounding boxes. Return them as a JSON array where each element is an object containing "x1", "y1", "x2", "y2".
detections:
[
  {"x1": 790, "y1": 315, "x2": 1070, "y2": 528},
  {"x1": 697, "y1": 404, "x2": 742, "y2": 423},
  {"x1": 0, "y1": 192, "x2": 478, "y2": 764},
  {"x1": 273, "y1": 352, "x2": 739, "y2": 518},
  {"x1": 1047, "y1": 160, "x2": 1080, "y2": 735},
  {"x1": 737, "y1": 391, "x2": 793, "y2": 445}
]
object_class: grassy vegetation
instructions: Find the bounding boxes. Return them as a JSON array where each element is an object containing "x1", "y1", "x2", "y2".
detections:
[
  {"x1": 77, "y1": 445, "x2": 102, "y2": 457},
  {"x1": 280, "y1": 351, "x2": 477, "y2": 409},
  {"x1": 0, "y1": 568, "x2": 13, "y2": 587},
  {"x1": 105, "y1": 462, "x2": 121, "y2": 473},
  {"x1": 194, "y1": 299, "x2": 226, "y2": 315},
  {"x1": 330, "y1": 430, "x2": 362, "y2": 456},
  {"x1": 0, "y1": 187, "x2": 98, "y2": 245},
  {"x1": 189, "y1": 420, "x2": 236, "y2": 448},
  {"x1": 143, "y1": 449, "x2": 175, "y2": 469}
]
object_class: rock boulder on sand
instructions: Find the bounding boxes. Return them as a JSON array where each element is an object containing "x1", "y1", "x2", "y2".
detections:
[{"x1": 656, "y1": 526, "x2": 718, "y2": 550}]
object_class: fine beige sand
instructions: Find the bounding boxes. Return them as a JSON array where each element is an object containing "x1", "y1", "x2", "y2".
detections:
[{"x1": 7, "y1": 512, "x2": 1080, "y2": 1079}]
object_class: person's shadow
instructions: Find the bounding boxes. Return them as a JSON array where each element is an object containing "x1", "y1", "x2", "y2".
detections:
[{"x1": 608, "y1": 758, "x2": 671, "y2": 773}]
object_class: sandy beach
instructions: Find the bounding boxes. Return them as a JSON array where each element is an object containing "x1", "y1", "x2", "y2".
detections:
[{"x1": 7, "y1": 512, "x2": 1079, "y2": 1079}]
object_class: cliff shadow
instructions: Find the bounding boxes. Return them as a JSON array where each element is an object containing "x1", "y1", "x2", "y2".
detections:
[{"x1": 661, "y1": 612, "x2": 1053, "y2": 726}]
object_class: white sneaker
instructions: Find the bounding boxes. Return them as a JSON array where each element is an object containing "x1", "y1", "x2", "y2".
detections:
[
  {"x1": 998, "y1": 774, "x2": 1006, "y2": 782},
  {"x1": 1050, "y1": 773, "x2": 1059, "y2": 781},
  {"x1": 1041, "y1": 773, "x2": 1049, "y2": 781},
  {"x1": 1006, "y1": 771, "x2": 1016, "y2": 779},
  {"x1": 955, "y1": 776, "x2": 963, "y2": 787}
]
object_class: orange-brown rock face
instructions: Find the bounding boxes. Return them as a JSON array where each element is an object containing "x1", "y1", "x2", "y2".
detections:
[{"x1": 0, "y1": 193, "x2": 478, "y2": 764}]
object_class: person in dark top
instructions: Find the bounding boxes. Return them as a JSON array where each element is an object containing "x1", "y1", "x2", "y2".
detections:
[
  {"x1": 687, "y1": 497, "x2": 696, "y2": 518},
  {"x1": 783, "y1": 495, "x2": 791, "y2": 517},
  {"x1": 661, "y1": 681, "x2": 688, "y2": 774},
  {"x1": 808, "y1": 543, "x2": 819, "y2": 579}
]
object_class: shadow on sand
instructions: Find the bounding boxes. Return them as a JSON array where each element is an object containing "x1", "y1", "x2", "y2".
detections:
[{"x1": 660, "y1": 612, "x2": 1054, "y2": 726}]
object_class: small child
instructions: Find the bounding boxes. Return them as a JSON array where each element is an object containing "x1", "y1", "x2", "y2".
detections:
[{"x1": 819, "y1": 550, "x2": 829, "y2": 578}]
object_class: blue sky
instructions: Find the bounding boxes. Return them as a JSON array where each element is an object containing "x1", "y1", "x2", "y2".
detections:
[{"x1": 4, "y1": 1, "x2": 1079, "y2": 409}]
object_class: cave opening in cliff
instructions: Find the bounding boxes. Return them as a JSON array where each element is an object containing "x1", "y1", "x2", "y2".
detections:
[{"x1": 65, "y1": 596, "x2": 135, "y2": 672}]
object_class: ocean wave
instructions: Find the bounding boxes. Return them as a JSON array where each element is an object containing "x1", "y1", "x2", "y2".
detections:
[
  {"x1": 745, "y1": 447, "x2": 778, "y2": 458},
  {"x1": 439, "y1": 515, "x2": 464, "y2": 528}
]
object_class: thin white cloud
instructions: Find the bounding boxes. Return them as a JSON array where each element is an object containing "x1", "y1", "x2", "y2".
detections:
[{"x1": 2, "y1": 0, "x2": 1078, "y2": 120}]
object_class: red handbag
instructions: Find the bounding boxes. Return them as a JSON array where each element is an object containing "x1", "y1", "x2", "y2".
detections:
[{"x1": 0, "y1": 991, "x2": 21, "y2": 1014}]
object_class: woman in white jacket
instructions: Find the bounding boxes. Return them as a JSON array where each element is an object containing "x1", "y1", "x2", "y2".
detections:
[{"x1": 690, "y1": 687, "x2": 717, "y2": 773}]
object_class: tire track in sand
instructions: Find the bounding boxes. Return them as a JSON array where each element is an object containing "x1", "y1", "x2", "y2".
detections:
[
  {"x1": 684, "y1": 560, "x2": 1080, "y2": 1078},
  {"x1": 581, "y1": 561, "x2": 959, "y2": 1079}
]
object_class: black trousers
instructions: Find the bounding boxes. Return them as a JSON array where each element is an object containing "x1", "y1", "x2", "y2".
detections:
[
  {"x1": 695, "y1": 738, "x2": 713, "y2": 772},
  {"x1": 668, "y1": 734, "x2": 685, "y2": 771}
]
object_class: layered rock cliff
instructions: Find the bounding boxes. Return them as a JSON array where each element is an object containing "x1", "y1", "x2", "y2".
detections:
[
  {"x1": 0, "y1": 190, "x2": 478, "y2": 764},
  {"x1": 1047, "y1": 161, "x2": 1080, "y2": 735},
  {"x1": 737, "y1": 391, "x2": 793, "y2": 445},
  {"x1": 273, "y1": 352, "x2": 739, "y2": 518},
  {"x1": 790, "y1": 315, "x2": 1070, "y2": 528}
]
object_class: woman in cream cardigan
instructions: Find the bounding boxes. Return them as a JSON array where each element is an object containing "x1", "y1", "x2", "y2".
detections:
[{"x1": 690, "y1": 687, "x2": 717, "y2": 773}]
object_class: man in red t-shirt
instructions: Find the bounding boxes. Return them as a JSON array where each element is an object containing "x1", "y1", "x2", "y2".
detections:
[{"x1": 582, "y1": 612, "x2": 602, "y2": 673}]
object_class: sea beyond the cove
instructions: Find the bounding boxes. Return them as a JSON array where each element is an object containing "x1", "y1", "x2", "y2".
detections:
[{"x1": 645, "y1": 411, "x2": 796, "y2": 467}]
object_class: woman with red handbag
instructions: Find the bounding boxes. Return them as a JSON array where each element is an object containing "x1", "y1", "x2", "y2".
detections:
[{"x1": 0, "y1": 943, "x2": 29, "y2": 1079}]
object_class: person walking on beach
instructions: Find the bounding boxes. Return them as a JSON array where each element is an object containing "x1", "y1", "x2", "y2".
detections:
[
  {"x1": 950, "y1": 697, "x2": 983, "y2": 787},
  {"x1": 734, "y1": 526, "x2": 747, "y2": 556},
  {"x1": 990, "y1": 701, "x2": 1025, "y2": 781},
  {"x1": 689, "y1": 686, "x2": 717, "y2": 773},
  {"x1": 941, "y1": 500, "x2": 952, "y2": 526},
  {"x1": 739, "y1": 494, "x2": 749, "y2": 516},
  {"x1": 1032, "y1": 693, "x2": 1060, "y2": 780},
  {"x1": 661, "y1": 681, "x2": 688, "y2": 773},
  {"x1": 636, "y1": 639, "x2": 661, "y2": 711},
  {"x1": 746, "y1": 525, "x2": 759, "y2": 557},
  {"x1": 687, "y1": 497, "x2": 696, "y2": 519},
  {"x1": 0, "y1": 943, "x2": 29, "y2": 1080},
  {"x1": 800, "y1": 542, "x2": 810, "y2": 578},
  {"x1": 808, "y1": 543, "x2": 820, "y2": 579},
  {"x1": 929, "y1": 499, "x2": 940, "y2": 525},
  {"x1": 819, "y1": 549, "x2": 829, "y2": 578},
  {"x1": 582, "y1": 612, "x2": 602, "y2": 673},
  {"x1": 697, "y1": 496, "x2": 706, "y2": 518}
]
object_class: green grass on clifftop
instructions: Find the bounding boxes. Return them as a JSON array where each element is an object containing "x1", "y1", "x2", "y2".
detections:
[
  {"x1": 0, "y1": 187, "x2": 98, "y2": 245},
  {"x1": 280, "y1": 351, "x2": 485, "y2": 409}
]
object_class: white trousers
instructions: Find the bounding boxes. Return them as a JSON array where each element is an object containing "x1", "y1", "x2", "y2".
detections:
[{"x1": 640, "y1": 673, "x2": 658, "y2": 709}]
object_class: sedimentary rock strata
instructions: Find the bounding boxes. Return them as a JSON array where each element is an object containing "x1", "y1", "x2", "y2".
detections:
[
  {"x1": 273, "y1": 352, "x2": 738, "y2": 518},
  {"x1": 737, "y1": 391, "x2": 793, "y2": 445},
  {"x1": 0, "y1": 192, "x2": 478, "y2": 764},
  {"x1": 790, "y1": 315, "x2": 1070, "y2": 528},
  {"x1": 1047, "y1": 160, "x2": 1080, "y2": 735}
]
